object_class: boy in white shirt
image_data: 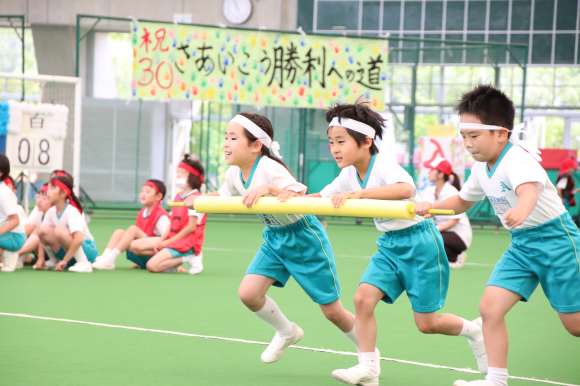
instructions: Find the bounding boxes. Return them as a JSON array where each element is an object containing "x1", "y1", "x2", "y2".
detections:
[{"x1": 415, "y1": 85, "x2": 580, "y2": 386}]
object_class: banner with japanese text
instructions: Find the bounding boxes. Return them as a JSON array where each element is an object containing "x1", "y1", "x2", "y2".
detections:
[{"x1": 132, "y1": 22, "x2": 388, "y2": 109}]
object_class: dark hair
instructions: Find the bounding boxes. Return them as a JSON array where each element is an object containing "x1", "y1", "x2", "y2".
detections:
[
  {"x1": 325, "y1": 100, "x2": 384, "y2": 155},
  {"x1": 444, "y1": 172, "x2": 462, "y2": 191},
  {"x1": 50, "y1": 175, "x2": 83, "y2": 213},
  {"x1": 180, "y1": 154, "x2": 205, "y2": 191},
  {"x1": 145, "y1": 179, "x2": 167, "y2": 199},
  {"x1": 455, "y1": 84, "x2": 514, "y2": 138},
  {"x1": 51, "y1": 169, "x2": 72, "y2": 179},
  {"x1": 238, "y1": 112, "x2": 294, "y2": 175},
  {"x1": 0, "y1": 153, "x2": 10, "y2": 182}
]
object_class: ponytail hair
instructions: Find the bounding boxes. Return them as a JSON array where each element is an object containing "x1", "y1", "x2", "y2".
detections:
[
  {"x1": 238, "y1": 112, "x2": 294, "y2": 176},
  {"x1": 0, "y1": 153, "x2": 10, "y2": 182},
  {"x1": 444, "y1": 172, "x2": 462, "y2": 191},
  {"x1": 179, "y1": 155, "x2": 205, "y2": 191},
  {"x1": 49, "y1": 175, "x2": 83, "y2": 214}
]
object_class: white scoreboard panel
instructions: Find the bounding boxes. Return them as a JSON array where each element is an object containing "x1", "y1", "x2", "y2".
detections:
[{"x1": 5, "y1": 102, "x2": 67, "y2": 172}]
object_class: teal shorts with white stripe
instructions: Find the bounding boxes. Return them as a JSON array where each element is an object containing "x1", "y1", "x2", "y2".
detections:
[
  {"x1": 488, "y1": 211, "x2": 580, "y2": 313},
  {"x1": 246, "y1": 215, "x2": 341, "y2": 305},
  {"x1": 361, "y1": 219, "x2": 449, "y2": 313}
]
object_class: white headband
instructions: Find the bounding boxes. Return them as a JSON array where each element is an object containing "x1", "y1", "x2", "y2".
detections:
[
  {"x1": 329, "y1": 117, "x2": 376, "y2": 139},
  {"x1": 459, "y1": 122, "x2": 542, "y2": 162},
  {"x1": 231, "y1": 115, "x2": 282, "y2": 158}
]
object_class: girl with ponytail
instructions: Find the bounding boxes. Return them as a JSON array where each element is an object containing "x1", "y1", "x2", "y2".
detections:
[
  {"x1": 422, "y1": 157, "x2": 473, "y2": 268},
  {"x1": 0, "y1": 154, "x2": 26, "y2": 272},
  {"x1": 37, "y1": 175, "x2": 98, "y2": 273},
  {"x1": 184, "y1": 112, "x2": 360, "y2": 366}
]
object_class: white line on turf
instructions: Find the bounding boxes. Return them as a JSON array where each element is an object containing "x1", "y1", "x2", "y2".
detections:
[
  {"x1": 204, "y1": 247, "x2": 494, "y2": 266},
  {"x1": 0, "y1": 312, "x2": 576, "y2": 386}
]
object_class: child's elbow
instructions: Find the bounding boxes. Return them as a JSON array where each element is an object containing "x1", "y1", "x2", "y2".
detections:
[{"x1": 401, "y1": 185, "x2": 414, "y2": 199}]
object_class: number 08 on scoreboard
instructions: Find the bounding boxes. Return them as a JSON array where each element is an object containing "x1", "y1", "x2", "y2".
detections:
[{"x1": 4, "y1": 102, "x2": 68, "y2": 172}]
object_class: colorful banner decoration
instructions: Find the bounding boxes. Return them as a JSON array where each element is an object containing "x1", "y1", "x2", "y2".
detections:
[
  {"x1": 416, "y1": 136, "x2": 465, "y2": 195},
  {"x1": 132, "y1": 22, "x2": 388, "y2": 109}
]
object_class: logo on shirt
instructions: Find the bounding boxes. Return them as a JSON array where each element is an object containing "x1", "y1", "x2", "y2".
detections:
[{"x1": 500, "y1": 181, "x2": 512, "y2": 192}]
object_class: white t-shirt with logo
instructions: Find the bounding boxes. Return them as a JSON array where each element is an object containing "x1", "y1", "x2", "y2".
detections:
[
  {"x1": 423, "y1": 183, "x2": 472, "y2": 248},
  {"x1": 319, "y1": 152, "x2": 423, "y2": 232},
  {"x1": 218, "y1": 156, "x2": 307, "y2": 227},
  {"x1": 42, "y1": 203, "x2": 95, "y2": 240},
  {"x1": 459, "y1": 143, "x2": 566, "y2": 230},
  {"x1": 0, "y1": 182, "x2": 25, "y2": 234}
]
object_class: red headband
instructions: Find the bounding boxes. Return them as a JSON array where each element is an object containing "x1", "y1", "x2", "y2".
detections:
[
  {"x1": 144, "y1": 181, "x2": 162, "y2": 195},
  {"x1": 178, "y1": 162, "x2": 205, "y2": 184},
  {"x1": 4, "y1": 178, "x2": 15, "y2": 191},
  {"x1": 40, "y1": 185, "x2": 48, "y2": 193},
  {"x1": 54, "y1": 171, "x2": 67, "y2": 177},
  {"x1": 50, "y1": 178, "x2": 82, "y2": 213}
]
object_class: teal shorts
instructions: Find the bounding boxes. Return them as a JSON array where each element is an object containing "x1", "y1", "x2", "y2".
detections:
[
  {"x1": 126, "y1": 250, "x2": 152, "y2": 268},
  {"x1": 0, "y1": 232, "x2": 25, "y2": 252},
  {"x1": 361, "y1": 219, "x2": 449, "y2": 313},
  {"x1": 488, "y1": 211, "x2": 580, "y2": 313},
  {"x1": 54, "y1": 239, "x2": 98, "y2": 268},
  {"x1": 167, "y1": 248, "x2": 196, "y2": 258},
  {"x1": 246, "y1": 215, "x2": 341, "y2": 305}
]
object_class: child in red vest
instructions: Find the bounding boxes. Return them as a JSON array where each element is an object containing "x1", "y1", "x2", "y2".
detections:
[
  {"x1": 92, "y1": 179, "x2": 169, "y2": 270},
  {"x1": 131, "y1": 155, "x2": 206, "y2": 274}
]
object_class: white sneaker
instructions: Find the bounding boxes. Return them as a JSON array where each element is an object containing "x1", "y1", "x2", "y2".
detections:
[
  {"x1": 332, "y1": 364, "x2": 379, "y2": 386},
  {"x1": 68, "y1": 261, "x2": 93, "y2": 273},
  {"x1": 450, "y1": 252, "x2": 468, "y2": 269},
  {"x1": 261, "y1": 323, "x2": 304, "y2": 363},
  {"x1": 188, "y1": 253, "x2": 203, "y2": 275},
  {"x1": 1, "y1": 251, "x2": 18, "y2": 272},
  {"x1": 92, "y1": 255, "x2": 116, "y2": 270},
  {"x1": 453, "y1": 380, "x2": 496, "y2": 386},
  {"x1": 468, "y1": 317, "x2": 488, "y2": 374}
]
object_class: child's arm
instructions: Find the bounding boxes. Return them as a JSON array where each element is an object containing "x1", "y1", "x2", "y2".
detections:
[
  {"x1": 503, "y1": 182, "x2": 538, "y2": 229},
  {"x1": 154, "y1": 226, "x2": 171, "y2": 253},
  {"x1": 55, "y1": 231, "x2": 84, "y2": 271},
  {"x1": 160, "y1": 217, "x2": 197, "y2": 247},
  {"x1": 414, "y1": 195, "x2": 476, "y2": 218},
  {"x1": 0, "y1": 214, "x2": 19, "y2": 235},
  {"x1": 243, "y1": 184, "x2": 305, "y2": 207},
  {"x1": 330, "y1": 183, "x2": 414, "y2": 208}
]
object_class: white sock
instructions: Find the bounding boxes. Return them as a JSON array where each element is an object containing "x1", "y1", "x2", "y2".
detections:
[
  {"x1": 486, "y1": 367, "x2": 508, "y2": 386},
  {"x1": 181, "y1": 254, "x2": 195, "y2": 264},
  {"x1": 359, "y1": 351, "x2": 378, "y2": 374},
  {"x1": 343, "y1": 326, "x2": 360, "y2": 352},
  {"x1": 108, "y1": 248, "x2": 122, "y2": 261},
  {"x1": 458, "y1": 318, "x2": 483, "y2": 341},
  {"x1": 42, "y1": 244, "x2": 58, "y2": 261},
  {"x1": 103, "y1": 248, "x2": 112, "y2": 256},
  {"x1": 73, "y1": 246, "x2": 88, "y2": 263},
  {"x1": 252, "y1": 296, "x2": 294, "y2": 337}
]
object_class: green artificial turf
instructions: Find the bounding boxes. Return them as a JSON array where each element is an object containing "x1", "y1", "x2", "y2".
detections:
[{"x1": 0, "y1": 217, "x2": 578, "y2": 386}]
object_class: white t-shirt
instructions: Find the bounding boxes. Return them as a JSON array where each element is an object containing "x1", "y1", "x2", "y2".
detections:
[
  {"x1": 140, "y1": 207, "x2": 171, "y2": 237},
  {"x1": 556, "y1": 177, "x2": 568, "y2": 190},
  {"x1": 319, "y1": 152, "x2": 423, "y2": 232},
  {"x1": 42, "y1": 203, "x2": 94, "y2": 240},
  {"x1": 0, "y1": 182, "x2": 25, "y2": 234},
  {"x1": 218, "y1": 156, "x2": 307, "y2": 227},
  {"x1": 423, "y1": 183, "x2": 472, "y2": 248},
  {"x1": 26, "y1": 205, "x2": 44, "y2": 227},
  {"x1": 459, "y1": 143, "x2": 566, "y2": 230},
  {"x1": 17, "y1": 204, "x2": 28, "y2": 224}
]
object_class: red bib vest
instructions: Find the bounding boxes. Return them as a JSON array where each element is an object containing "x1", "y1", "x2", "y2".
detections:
[
  {"x1": 135, "y1": 203, "x2": 169, "y2": 237},
  {"x1": 165, "y1": 191, "x2": 206, "y2": 255}
]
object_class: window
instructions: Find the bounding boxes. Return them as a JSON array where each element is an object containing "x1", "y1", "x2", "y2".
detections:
[
  {"x1": 316, "y1": 1, "x2": 359, "y2": 30},
  {"x1": 362, "y1": 1, "x2": 381, "y2": 31},
  {"x1": 383, "y1": 1, "x2": 402, "y2": 31}
]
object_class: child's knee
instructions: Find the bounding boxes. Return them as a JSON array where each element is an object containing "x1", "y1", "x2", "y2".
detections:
[
  {"x1": 54, "y1": 226, "x2": 70, "y2": 240},
  {"x1": 126, "y1": 225, "x2": 140, "y2": 234},
  {"x1": 479, "y1": 296, "x2": 505, "y2": 321},
  {"x1": 146, "y1": 261, "x2": 161, "y2": 273},
  {"x1": 415, "y1": 317, "x2": 437, "y2": 334},
  {"x1": 563, "y1": 322, "x2": 580, "y2": 337},
  {"x1": 321, "y1": 305, "x2": 342, "y2": 324},
  {"x1": 353, "y1": 292, "x2": 375, "y2": 314},
  {"x1": 238, "y1": 286, "x2": 262, "y2": 309},
  {"x1": 37, "y1": 225, "x2": 50, "y2": 241}
]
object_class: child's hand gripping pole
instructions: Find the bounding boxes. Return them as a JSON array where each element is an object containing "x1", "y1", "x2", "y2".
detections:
[{"x1": 169, "y1": 197, "x2": 454, "y2": 219}]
